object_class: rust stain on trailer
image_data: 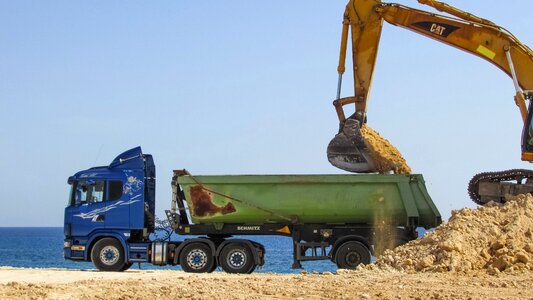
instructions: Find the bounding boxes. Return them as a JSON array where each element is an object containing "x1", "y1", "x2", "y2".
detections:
[{"x1": 189, "y1": 186, "x2": 236, "y2": 217}]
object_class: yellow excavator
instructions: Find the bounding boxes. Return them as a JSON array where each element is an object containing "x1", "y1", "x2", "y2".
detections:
[{"x1": 326, "y1": 0, "x2": 533, "y2": 205}]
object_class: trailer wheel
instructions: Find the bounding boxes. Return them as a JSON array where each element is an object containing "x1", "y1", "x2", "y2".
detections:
[
  {"x1": 219, "y1": 243, "x2": 256, "y2": 274},
  {"x1": 179, "y1": 243, "x2": 214, "y2": 273},
  {"x1": 335, "y1": 241, "x2": 371, "y2": 269},
  {"x1": 91, "y1": 238, "x2": 126, "y2": 272}
]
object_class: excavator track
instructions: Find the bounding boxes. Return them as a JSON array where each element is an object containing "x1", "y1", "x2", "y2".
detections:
[{"x1": 468, "y1": 169, "x2": 533, "y2": 205}]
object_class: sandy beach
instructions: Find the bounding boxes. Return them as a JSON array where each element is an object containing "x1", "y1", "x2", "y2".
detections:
[
  {"x1": 3, "y1": 194, "x2": 533, "y2": 299},
  {"x1": 0, "y1": 267, "x2": 532, "y2": 299}
]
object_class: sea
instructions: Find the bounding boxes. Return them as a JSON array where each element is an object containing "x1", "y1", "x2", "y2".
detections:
[{"x1": 0, "y1": 227, "x2": 426, "y2": 273}]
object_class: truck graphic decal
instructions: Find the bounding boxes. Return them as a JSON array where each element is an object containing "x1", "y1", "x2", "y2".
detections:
[
  {"x1": 123, "y1": 176, "x2": 143, "y2": 196},
  {"x1": 74, "y1": 197, "x2": 141, "y2": 221}
]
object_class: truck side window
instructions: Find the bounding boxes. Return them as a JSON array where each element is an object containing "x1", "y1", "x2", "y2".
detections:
[
  {"x1": 76, "y1": 183, "x2": 88, "y2": 204},
  {"x1": 108, "y1": 181, "x2": 123, "y2": 201},
  {"x1": 78, "y1": 181, "x2": 105, "y2": 204}
]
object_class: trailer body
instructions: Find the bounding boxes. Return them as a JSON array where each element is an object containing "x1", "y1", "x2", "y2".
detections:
[
  {"x1": 64, "y1": 147, "x2": 441, "y2": 273},
  {"x1": 176, "y1": 173, "x2": 440, "y2": 227}
]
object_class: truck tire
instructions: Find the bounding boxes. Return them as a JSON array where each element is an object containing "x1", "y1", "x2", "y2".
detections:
[
  {"x1": 91, "y1": 238, "x2": 126, "y2": 272},
  {"x1": 219, "y1": 243, "x2": 256, "y2": 274},
  {"x1": 179, "y1": 243, "x2": 215, "y2": 273},
  {"x1": 120, "y1": 262, "x2": 133, "y2": 271},
  {"x1": 335, "y1": 241, "x2": 371, "y2": 269}
]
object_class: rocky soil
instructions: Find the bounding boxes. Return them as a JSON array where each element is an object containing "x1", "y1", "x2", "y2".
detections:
[{"x1": 368, "y1": 194, "x2": 533, "y2": 275}]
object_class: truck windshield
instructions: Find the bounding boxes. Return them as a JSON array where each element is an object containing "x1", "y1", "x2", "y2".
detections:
[
  {"x1": 67, "y1": 184, "x2": 75, "y2": 207},
  {"x1": 79, "y1": 181, "x2": 105, "y2": 204}
]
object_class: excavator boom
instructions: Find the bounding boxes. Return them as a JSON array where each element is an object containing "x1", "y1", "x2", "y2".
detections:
[{"x1": 327, "y1": 0, "x2": 533, "y2": 174}]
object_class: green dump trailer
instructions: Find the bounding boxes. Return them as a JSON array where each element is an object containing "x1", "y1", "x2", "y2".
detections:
[{"x1": 167, "y1": 171, "x2": 442, "y2": 273}]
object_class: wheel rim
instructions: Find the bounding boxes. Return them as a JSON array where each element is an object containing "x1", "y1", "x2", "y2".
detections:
[
  {"x1": 345, "y1": 251, "x2": 361, "y2": 267},
  {"x1": 100, "y1": 245, "x2": 120, "y2": 266},
  {"x1": 186, "y1": 249, "x2": 208, "y2": 270},
  {"x1": 227, "y1": 249, "x2": 247, "y2": 269}
]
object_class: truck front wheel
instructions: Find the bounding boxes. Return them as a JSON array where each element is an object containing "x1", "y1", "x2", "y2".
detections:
[
  {"x1": 219, "y1": 243, "x2": 256, "y2": 274},
  {"x1": 91, "y1": 238, "x2": 126, "y2": 272},
  {"x1": 179, "y1": 243, "x2": 215, "y2": 273},
  {"x1": 120, "y1": 262, "x2": 133, "y2": 271},
  {"x1": 335, "y1": 241, "x2": 371, "y2": 269}
]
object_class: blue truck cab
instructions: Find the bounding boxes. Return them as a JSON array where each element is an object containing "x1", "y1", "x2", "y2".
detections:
[
  {"x1": 64, "y1": 147, "x2": 267, "y2": 273},
  {"x1": 64, "y1": 147, "x2": 156, "y2": 271}
]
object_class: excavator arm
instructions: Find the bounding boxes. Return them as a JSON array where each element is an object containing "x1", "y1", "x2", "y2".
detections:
[{"x1": 326, "y1": 0, "x2": 533, "y2": 203}]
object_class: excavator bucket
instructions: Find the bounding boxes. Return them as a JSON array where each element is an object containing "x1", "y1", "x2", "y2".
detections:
[
  {"x1": 327, "y1": 118, "x2": 377, "y2": 173},
  {"x1": 327, "y1": 119, "x2": 412, "y2": 174}
]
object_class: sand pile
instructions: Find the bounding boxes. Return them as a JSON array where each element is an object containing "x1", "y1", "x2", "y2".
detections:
[
  {"x1": 368, "y1": 194, "x2": 533, "y2": 274},
  {"x1": 361, "y1": 125, "x2": 411, "y2": 174}
]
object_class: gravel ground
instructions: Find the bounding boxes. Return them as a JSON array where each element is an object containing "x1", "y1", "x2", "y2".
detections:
[{"x1": 0, "y1": 267, "x2": 532, "y2": 299}]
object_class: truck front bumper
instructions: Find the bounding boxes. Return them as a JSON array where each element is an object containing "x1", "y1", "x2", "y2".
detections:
[{"x1": 63, "y1": 239, "x2": 86, "y2": 260}]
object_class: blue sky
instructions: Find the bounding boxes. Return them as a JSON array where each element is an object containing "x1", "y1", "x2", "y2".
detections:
[{"x1": 1, "y1": 1, "x2": 532, "y2": 226}]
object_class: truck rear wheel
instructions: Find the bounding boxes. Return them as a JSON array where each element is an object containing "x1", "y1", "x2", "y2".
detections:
[
  {"x1": 335, "y1": 241, "x2": 371, "y2": 269},
  {"x1": 179, "y1": 243, "x2": 215, "y2": 273},
  {"x1": 219, "y1": 243, "x2": 256, "y2": 274},
  {"x1": 91, "y1": 238, "x2": 126, "y2": 272}
]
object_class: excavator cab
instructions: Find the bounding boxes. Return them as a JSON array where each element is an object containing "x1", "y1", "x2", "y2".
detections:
[{"x1": 521, "y1": 92, "x2": 533, "y2": 161}]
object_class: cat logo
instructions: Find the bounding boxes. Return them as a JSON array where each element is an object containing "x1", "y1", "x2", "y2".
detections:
[
  {"x1": 430, "y1": 23, "x2": 446, "y2": 36},
  {"x1": 412, "y1": 21, "x2": 459, "y2": 38}
]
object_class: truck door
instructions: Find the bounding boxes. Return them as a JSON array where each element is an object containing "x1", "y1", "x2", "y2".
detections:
[
  {"x1": 66, "y1": 180, "x2": 107, "y2": 237},
  {"x1": 103, "y1": 179, "x2": 135, "y2": 230}
]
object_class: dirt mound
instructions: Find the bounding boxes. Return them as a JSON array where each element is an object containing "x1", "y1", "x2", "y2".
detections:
[
  {"x1": 361, "y1": 125, "x2": 411, "y2": 174},
  {"x1": 368, "y1": 194, "x2": 533, "y2": 274}
]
